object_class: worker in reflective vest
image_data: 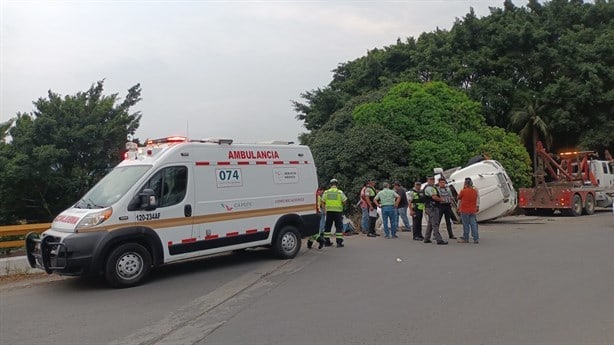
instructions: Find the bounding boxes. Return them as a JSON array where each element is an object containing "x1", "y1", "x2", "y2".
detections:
[
  {"x1": 320, "y1": 179, "x2": 348, "y2": 249},
  {"x1": 409, "y1": 181, "x2": 426, "y2": 241}
]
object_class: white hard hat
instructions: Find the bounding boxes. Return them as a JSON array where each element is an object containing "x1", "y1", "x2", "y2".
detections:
[{"x1": 329, "y1": 179, "x2": 338, "y2": 184}]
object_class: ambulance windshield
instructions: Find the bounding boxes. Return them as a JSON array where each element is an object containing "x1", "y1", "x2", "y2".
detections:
[{"x1": 75, "y1": 165, "x2": 152, "y2": 209}]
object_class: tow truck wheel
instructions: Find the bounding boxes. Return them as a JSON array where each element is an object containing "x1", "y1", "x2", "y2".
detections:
[
  {"x1": 105, "y1": 243, "x2": 152, "y2": 288},
  {"x1": 569, "y1": 194, "x2": 583, "y2": 217},
  {"x1": 273, "y1": 225, "x2": 301, "y2": 259},
  {"x1": 583, "y1": 193, "x2": 595, "y2": 215}
]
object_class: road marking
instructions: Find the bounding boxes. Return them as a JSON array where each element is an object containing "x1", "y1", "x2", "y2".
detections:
[
  {"x1": 109, "y1": 247, "x2": 321, "y2": 345},
  {"x1": 108, "y1": 259, "x2": 286, "y2": 345}
]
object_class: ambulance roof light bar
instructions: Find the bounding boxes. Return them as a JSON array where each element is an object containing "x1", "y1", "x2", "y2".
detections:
[
  {"x1": 146, "y1": 136, "x2": 188, "y2": 146},
  {"x1": 193, "y1": 138, "x2": 233, "y2": 145},
  {"x1": 257, "y1": 140, "x2": 295, "y2": 145}
]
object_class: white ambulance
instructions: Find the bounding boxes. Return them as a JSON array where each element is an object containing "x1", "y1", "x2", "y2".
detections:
[{"x1": 26, "y1": 136, "x2": 320, "y2": 287}]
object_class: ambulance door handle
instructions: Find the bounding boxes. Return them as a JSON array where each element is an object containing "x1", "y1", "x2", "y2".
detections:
[{"x1": 184, "y1": 204, "x2": 192, "y2": 217}]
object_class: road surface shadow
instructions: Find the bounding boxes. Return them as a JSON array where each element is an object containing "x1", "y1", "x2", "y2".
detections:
[
  {"x1": 481, "y1": 217, "x2": 548, "y2": 225},
  {"x1": 149, "y1": 248, "x2": 277, "y2": 283},
  {"x1": 51, "y1": 248, "x2": 279, "y2": 290}
]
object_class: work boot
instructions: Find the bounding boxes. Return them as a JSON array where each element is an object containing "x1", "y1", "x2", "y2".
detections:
[
  {"x1": 325, "y1": 239, "x2": 333, "y2": 247},
  {"x1": 336, "y1": 239, "x2": 344, "y2": 248},
  {"x1": 317, "y1": 238, "x2": 324, "y2": 250},
  {"x1": 307, "y1": 240, "x2": 313, "y2": 249}
]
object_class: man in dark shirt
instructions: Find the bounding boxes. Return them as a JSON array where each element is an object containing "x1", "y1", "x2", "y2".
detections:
[
  {"x1": 393, "y1": 181, "x2": 411, "y2": 232},
  {"x1": 436, "y1": 178, "x2": 457, "y2": 240},
  {"x1": 424, "y1": 176, "x2": 448, "y2": 245}
]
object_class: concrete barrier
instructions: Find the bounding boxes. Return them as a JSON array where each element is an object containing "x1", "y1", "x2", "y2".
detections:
[{"x1": 0, "y1": 256, "x2": 41, "y2": 276}]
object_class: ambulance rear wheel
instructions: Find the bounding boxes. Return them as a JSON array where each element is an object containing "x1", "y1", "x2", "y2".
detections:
[
  {"x1": 583, "y1": 193, "x2": 595, "y2": 215},
  {"x1": 105, "y1": 243, "x2": 151, "y2": 288},
  {"x1": 273, "y1": 225, "x2": 301, "y2": 259}
]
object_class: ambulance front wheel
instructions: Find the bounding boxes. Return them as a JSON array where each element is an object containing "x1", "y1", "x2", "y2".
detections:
[
  {"x1": 273, "y1": 225, "x2": 301, "y2": 259},
  {"x1": 104, "y1": 243, "x2": 152, "y2": 288}
]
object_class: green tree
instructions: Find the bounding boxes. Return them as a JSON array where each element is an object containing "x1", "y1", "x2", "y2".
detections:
[
  {"x1": 510, "y1": 95, "x2": 551, "y2": 169},
  {"x1": 295, "y1": 0, "x2": 614, "y2": 156},
  {"x1": 0, "y1": 119, "x2": 13, "y2": 137},
  {"x1": 308, "y1": 124, "x2": 411, "y2": 204},
  {"x1": 353, "y1": 82, "x2": 488, "y2": 176},
  {"x1": 305, "y1": 81, "x2": 532, "y2": 192},
  {"x1": 478, "y1": 126, "x2": 533, "y2": 188},
  {"x1": 0, "y1": 80, "x2": 141, "y2": 224}
]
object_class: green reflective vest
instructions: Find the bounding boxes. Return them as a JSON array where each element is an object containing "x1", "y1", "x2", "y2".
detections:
[
  {"x1": 322, "y1": 187, "x2": 346, "y2": 212},
  {"x1": 411, "y1": 190, "x2": 425, "y2": 211}
]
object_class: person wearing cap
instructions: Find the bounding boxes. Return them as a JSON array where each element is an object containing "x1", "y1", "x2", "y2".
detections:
[
  {"x1": 436, "y1": 177, "x2": 457, "y2": 240},
  {"x1": 457, "y1": 177, "x2": 480, "y2": 243},
  {"x1": 408, "y1": 181, "x2": 425, "y2": 241},
  {"x1": 423, "y1": 176, "x2": 448, "y2": 245},
  {"x1": 320, "y1": 178, "x2": 348, "y2": 248},
  {"x1": 374, "y1": 182, "x2": 400, "y2": 238},
  {"x1": 393, "y1": 181, "x2": 412, "y2": 232},
  {"x1": 360, "y1": 179, "x2": 377, "y2": 235}
]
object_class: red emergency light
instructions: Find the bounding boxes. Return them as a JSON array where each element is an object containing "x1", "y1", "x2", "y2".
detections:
[{"x1": 146, "y1": 136, "x2": 187, "y2": 146}]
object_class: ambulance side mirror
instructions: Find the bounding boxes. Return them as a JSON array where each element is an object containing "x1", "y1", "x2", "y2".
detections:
[{"x1": 139, "y1": 189, "x2": 157, "y2": 211}]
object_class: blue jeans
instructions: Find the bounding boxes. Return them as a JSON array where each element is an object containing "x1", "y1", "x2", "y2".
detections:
[
  {"x1": 397, "y1": 206, "x2": 411, "y2": 229},
  {"x1": 461, "y1": 213, "x2": 479, "y2": 241},
  {"x1": 381, "y1": 205, "x2": 396, "y2": 237},
  {"x1": 361, "y1": 207, "x2": 370, "y2": 233}
]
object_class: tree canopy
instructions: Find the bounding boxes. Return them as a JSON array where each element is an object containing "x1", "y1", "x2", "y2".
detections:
[
  {"x1": 303, "y1": 81, "x2": 530, "y2": 203},
  {"x1": 295, "y1": 0, "x2": 613, "y2": 160},
  {"x1": 0, "y1": 80, "x2": 141, "y2": 224}
]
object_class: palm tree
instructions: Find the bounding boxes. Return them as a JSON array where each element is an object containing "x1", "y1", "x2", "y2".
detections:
[{"x1": 510, "y1": 95, "x2": 552, "y2": 170}]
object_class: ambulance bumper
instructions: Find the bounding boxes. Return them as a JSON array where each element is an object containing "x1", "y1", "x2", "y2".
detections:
[{"x1": 26, "y1": 231, "x2": 104, "y2": 276}]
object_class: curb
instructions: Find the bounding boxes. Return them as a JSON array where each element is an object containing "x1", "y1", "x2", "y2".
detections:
[{"x1": 0, "y1": 256, "x2": 41, "y2": 276}]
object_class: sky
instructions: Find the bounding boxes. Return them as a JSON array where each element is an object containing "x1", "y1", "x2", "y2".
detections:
[{"x1": 1, "y1": 0, "x2": 515, "y2": 144}]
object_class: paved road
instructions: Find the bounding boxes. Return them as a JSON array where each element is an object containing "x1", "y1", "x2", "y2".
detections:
[
  {"x1": 1, "y1": 211, "x2": 613, "y2": 345},
  {"x1": 0, "y1": 251, "x2": 288, "y2": 345}
]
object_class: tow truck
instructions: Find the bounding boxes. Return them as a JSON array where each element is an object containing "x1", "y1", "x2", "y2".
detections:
[{"x1": 519, "y1": 141, "x2": 614, "y2": 216}]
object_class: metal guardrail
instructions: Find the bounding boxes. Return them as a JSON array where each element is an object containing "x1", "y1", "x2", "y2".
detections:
[{"x1": 0, "y1": 223, "x2": 50, "y2": 249}]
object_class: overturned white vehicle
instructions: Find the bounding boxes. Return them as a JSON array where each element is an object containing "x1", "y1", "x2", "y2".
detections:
[{"x1": 436, "y1": 159, "x2": 517, "y2": 222}]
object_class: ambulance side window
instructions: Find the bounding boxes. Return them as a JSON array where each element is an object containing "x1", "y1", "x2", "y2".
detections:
[{"x1": 141, "y1": 166, "x2": 188, "y2": 208}]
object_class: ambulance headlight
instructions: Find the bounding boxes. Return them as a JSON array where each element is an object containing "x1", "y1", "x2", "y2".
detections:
[{"x1": 76, "y1": 208, "x2": 113, "y2": 230}]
